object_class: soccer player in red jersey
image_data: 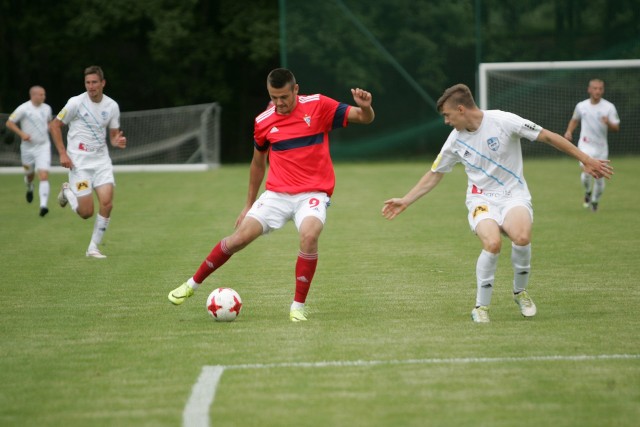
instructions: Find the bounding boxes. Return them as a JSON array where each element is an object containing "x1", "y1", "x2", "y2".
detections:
[{"x1": 169, "y1": 68, "x2": 375, "y2": 321}]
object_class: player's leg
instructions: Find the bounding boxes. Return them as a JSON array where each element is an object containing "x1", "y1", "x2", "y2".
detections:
[
  {"x1": 169, "y1": 191, "x2": 286, "y2": 305},
  {"x1": 169, "y1": 217, "x2": 264, "y2": 305},
  {"x1": 472, "y1": 218, "x2": 502, "y2": 323},
  {"x1": 35, "y1": 145, "x2": 51, "y2": 217},
  {"x1": 86, "y1": 183, "x2": 115, "y2": 258},
  {"x1": 502, "y1": 205, "x2": 536, "y2": 317},
  {"x1": 581, "y1": 171, "x2": 593, "y2": 208},
  {"x1": 289, "y1": 193, "x2": 329, "y2": 321},
  {"x1": 590, "y1": 178, "x2": 605, "y2": 212},
  {"x1": 21, "y1": 147, "x2": 35, "y2": 203}
]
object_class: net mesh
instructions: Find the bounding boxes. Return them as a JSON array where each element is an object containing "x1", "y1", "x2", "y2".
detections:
[
  {"x1": 0, "y1": 103, "x2": 221, "y2": 168},
  {"x1": 481, "y1": 62, "x2": 640, "y2": 156}
]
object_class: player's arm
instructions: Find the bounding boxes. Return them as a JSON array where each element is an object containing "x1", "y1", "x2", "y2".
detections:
[
  {"x1": 347, "y1": 88, "x2": 375, "y2": 124},
  {"x1": 537, "y1": 128, "x2": 613, "y2": 179},
  {"x1": 49, "y1": 118, "x2": 73, "y2": 169},
  {"x1": 109, "y1": 128, "x2": 127, "y2": 149},
  {"x1": 5, "y1": 120, "x2": 30, "y2": 141},
  {"x1": 563, "y1": 118, "x2": 579, "y2": 142},
  {"x1": 602, "y1": 115, "x2": 620, "y2": 132},
  {"x1": 382, "y1": 170, "x2": 445, "y2": 220},
  {"x1": 235, "y1": 148, "x2": 267, "y2": 228}
]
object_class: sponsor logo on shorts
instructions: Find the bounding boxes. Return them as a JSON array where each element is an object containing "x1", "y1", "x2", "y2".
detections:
[
  {"x1": 473, "y1": 205, "x2": 489, "y2": 218},
  {"x1": 76, "y1": 181, "x2": 90, "y2": 191}
]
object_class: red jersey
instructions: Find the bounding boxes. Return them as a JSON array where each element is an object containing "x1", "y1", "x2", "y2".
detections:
[{"x1": 253, "y1": 94, "x2": 351, "y2": 197}]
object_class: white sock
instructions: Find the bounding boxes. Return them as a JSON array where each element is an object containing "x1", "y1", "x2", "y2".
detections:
[
  {"x1": 187, "y1": 277, "x2": 200, "y2": 290},
  {"x1": 291, "y1": 301, "x2": 305, "y2": 311},
  {"x1": 592, "y1": 178, "x2": 605, "y2": 203},
  {"x1": 476, "y1": 249, "x2": 499, "y2": 307},
  {"x1": 39, "y1": 181, "x2": 49, "y2": 207},
  {"x1": 64, "y1": 187, "x2": 79, "y2": 212},
  {"x1": 89, "y1": 214, "x2": 110, "y2": 249},
  {"x1": 581, "y1": 172, "x2": 592, "y2": 194},
  {"x1": 511, "y1": 243, "x2": 531, "y2": 294}
]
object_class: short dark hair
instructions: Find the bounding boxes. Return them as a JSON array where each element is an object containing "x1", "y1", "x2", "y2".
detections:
[
  {"x1": 267, "y1": 68, "x2": 296, "y2": 89},
  {"x1": 84, "y1": 65, "x2": 104, "y2": 81},
  {"x1": 436, "y1": 83, "x2": 476, "y2": 112}
]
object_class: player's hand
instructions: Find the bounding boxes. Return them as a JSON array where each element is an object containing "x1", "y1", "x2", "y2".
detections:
[
  {"x1": 583, "y1": 158, "x2": 613, "y2": 179},
  {"x1": 22, "y1": 133, "x2": 31, "y2": 142},
  {"x1": 59, "y1": 152, "x2": 74, "y2": 170},
  {"x1": 563, "y1": 131, "x2": 573, "y2": 142},
  {"x1": 112, "y1": 131, "x2": 126, "y2": 149},
  {"x1": 381, "y1": 198, "x2": 408, "y2": 220},
  {"x1": 351, "y1": 88, "x2": 372, "y2": 108}
]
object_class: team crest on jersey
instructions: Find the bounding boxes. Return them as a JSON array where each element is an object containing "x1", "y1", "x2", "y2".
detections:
[
  {"x1": 303, "y1": 114, "x2": 311, "y2": 127},
  {"x1": 486, "y1": 137, "x2": 500, "y2": 151},
  {"x1": 101, "y1": 111, "x2": 108, "y2": 120}
]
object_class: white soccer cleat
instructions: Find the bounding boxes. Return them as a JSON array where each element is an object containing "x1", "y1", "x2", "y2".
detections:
[
  {"x1": 471, "y1": 306, "x2": 490, "y2": 323},
  {"x1": 514, "y1": 290, "x2": 536, "y2": 317},
  {"x1": 58, "y1": 182, "x2": 69, "y2": 207},
  {"x1": 86, "y1": 248, "x2": 107, "y2": 259}
]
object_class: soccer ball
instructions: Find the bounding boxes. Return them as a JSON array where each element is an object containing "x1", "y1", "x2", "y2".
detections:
[{"x1": 206, "y1": 288, "x2": 242, "y2": 322}]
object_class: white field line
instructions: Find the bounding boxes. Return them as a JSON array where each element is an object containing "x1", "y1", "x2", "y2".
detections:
[{"x1": 183, "y1": 353, "x2": 640, "y2": 427}]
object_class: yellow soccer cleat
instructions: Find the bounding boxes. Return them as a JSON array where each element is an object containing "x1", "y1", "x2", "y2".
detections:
[
  {"x1": 289, "y1": 308, "x2": 308, "y2": 322},
  {"x1": 168, "y1": 282, "x2": 194, "y2": 305}
]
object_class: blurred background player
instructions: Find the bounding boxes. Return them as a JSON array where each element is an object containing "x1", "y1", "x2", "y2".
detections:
[
  {"x1": 382, "y1": 83, "x2": 613, "y2": 323},
  {"x1": 564, "y1": 79, "x2": 619, "y2": 212},
  {"x1": 5, "y1": 86, "x2": 53, "y2": 217},
  {"x1": 169, "y1": 68, "x2": 375, "y2": 321},
  {"x1": 49, "y1": 66, "x2": 127, "y2": 258}
]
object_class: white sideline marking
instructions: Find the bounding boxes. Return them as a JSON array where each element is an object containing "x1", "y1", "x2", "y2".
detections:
[
  {"x1": 183, "y1": 366, "x2": 225, "y2": 427},
  {"x1": 183, "y1": 354, "x2": 640, "y2": 427}
]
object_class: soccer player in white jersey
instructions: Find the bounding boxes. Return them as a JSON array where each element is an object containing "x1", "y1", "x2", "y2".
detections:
[
  {"x1": 49, "y1": 66, "x2": 127, "y2": 259},
  {"x1": 564, "y1": 79, "x2": 620, "y2": 212},
  {"x1": 382, "y1": 84, "x2": 613, "y2": 323},
  {"x1": 5, "y1": 86, "x2": 53, "y2": 217}
]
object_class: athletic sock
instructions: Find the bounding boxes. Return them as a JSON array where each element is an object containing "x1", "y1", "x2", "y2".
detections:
[
  {"x1": 39, "y1": 180, "x2": 50, "y2": 208},
  {"x1": 476, "y1": 249, "x2": 499, "y2": 307},
  {"x1": 192, "y1": 239, "x2": 233, "y2": 284},
  {"x1": 592, "y1": 177, "x2": 605, "y2": 203},
  {"x1": 64, "y1": 186, "x2": 79, "y2": 212},
  {"x1": 581, "y1": 172, "x2": 592, "y2": 194},
  {"x1": 511, "y1": 243, "x2": 531, "y2": 294},
  {"x1": 25, "y1": 176, "x2": 34, "y2": 190},
  {"x1": 294, "y1": 251, "x2": 318, "y2": 304},
  {"x1": 89, "y1": 214, "x2": 110, "y2": 250}
]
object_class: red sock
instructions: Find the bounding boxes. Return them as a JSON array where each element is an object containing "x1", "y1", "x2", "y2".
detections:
[
  {"x1": 193, "y1": 239, "x2": 233, "y2": 284},
  {"x1": 294, "y1": 251, "x2": 318, "y2": 303}
]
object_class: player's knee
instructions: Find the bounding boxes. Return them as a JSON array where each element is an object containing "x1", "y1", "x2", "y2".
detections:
[
  {"x1": 78, "y1": 209, "x2": 93, "y2": 219},
  {"x1": 483, "y1": 238, "x2": 502, "y2": 254},
  {"x1": 511, "y1": 234, "x2": 531, "y2": 247}
]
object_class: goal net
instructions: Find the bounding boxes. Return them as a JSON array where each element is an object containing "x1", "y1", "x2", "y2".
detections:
[
  {"x1": 0, "y1": 102, "x2": 221, "y2": 171},
  {"x1": 479, "y1": 60, "x2": 640, "y2": 157}
]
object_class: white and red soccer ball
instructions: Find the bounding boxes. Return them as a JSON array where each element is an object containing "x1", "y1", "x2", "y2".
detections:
[{"x1": 206, "y1": 288, "x2": 242, "y2": 322}]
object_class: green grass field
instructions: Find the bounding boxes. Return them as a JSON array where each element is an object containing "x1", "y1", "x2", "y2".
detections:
[{"x1": 1, "y1": 157, "x2": 639, "y2": 427}]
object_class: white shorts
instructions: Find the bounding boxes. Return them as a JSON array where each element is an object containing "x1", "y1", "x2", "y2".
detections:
[
  {"x1": 465, "y1": 194, "x2": 533, "y2": 233},
  {"x1": 68, "y1": 163, "x2": 115, "y2": 197},
  {"x1": 246, "y1": 190, "x2": 331, "y2": 234},
  {"x1": 21, "y1": 143, "x2": 51, "y2": 174}
]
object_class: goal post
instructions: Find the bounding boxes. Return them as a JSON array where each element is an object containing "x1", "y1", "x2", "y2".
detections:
[
  {"x1": 478, "y1": 59, "x2": 640, "y2": 156},
  {"x1": 0, "y1": 102, "x2": 221, "y2": 173}
]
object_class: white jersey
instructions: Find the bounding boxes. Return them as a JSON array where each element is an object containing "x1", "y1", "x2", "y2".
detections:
[
  {"x1": 8, "y1": 101, "x2": 52, "y2": 147},
  {"x1": 571, "y1": 98, "x2": 619, "y2": 159},
  {"x1": 432, "y1": 110, "x2": 542, "y2": 200},
  {"x1": 56, "y1": 92, "x2": 120, "y2": 168}
]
